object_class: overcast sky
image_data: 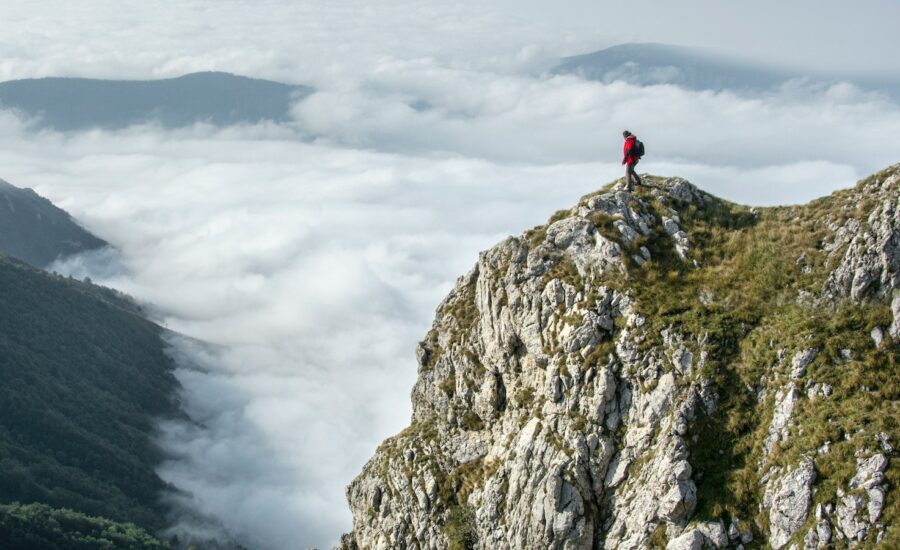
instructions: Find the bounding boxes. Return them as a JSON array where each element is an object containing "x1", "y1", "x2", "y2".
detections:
[
  {"x1": 2, "y1": 2, "x2": 899, "y2": 549},
  {"x1": 3, "y1": 0, "x2": 900, "y2": 83},
  {"x1": 505, "y1": 0, "x2": 900, "y2": 75}
]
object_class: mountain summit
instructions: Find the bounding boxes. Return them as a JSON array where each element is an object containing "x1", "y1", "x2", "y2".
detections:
[{"x1": 343, "y1": 167, "x2": 899, "y2": 549}]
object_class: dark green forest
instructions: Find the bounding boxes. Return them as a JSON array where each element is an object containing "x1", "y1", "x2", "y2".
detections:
[
  {"x1": 0, "y1": 179, "x2": 107, "y2": 267},
  {"x1": 0, "y1": 254, "x2": 180, "y2": 535}
]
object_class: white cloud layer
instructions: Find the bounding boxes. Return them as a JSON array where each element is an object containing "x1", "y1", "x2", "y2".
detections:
[
  {"x1": 8, "y1": 118, "x2": 612, "y2": 549},
  {"x1": 3, "y1": 2, "x2": 900, "y2": 549}
]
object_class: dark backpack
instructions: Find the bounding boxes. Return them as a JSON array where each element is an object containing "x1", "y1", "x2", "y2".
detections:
[{"x1": 633, "y1": 139, "x2": 645, "y2": 158}]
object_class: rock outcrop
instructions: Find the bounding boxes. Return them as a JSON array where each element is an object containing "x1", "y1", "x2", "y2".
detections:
[
  {"x1": 763, "y1": 458, "x2": 816, "y2": 549},
  {"x1": 343, "y1": 167, "x2": 900, "y2": 549}
]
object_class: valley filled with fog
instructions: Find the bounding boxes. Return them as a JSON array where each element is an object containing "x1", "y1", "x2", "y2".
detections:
[{"x1": 2, "y1": 1, "x2": 899, "y2": 548}]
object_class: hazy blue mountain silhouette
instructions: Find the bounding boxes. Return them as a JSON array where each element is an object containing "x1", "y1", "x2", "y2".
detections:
[
  {"x1": 0, "y1": 178, "x2": 107, "y2": 267},
  {"x1": 0, "y1": 71, "x2": 311, "y2": 130},
  {"x1": 554, "y1": 43, "x2": 900, "y2": 99}
]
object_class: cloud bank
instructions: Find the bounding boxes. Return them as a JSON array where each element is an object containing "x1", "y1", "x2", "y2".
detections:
[{"x1": 3, "y1": 2, "x2": 900, "y2": 549}]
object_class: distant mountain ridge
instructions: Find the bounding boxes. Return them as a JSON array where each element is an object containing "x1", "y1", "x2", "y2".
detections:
[
  {"x1": 554, "y1": 43, "x2": 791, "y2": 91},
  {"x1": 554, "y1": 43, "x2": 900, "y2": 99},
  {"x1": 0, "y1": 71, "x2": 311, "y2": 130},
  {"x1": 0, "y1": 178, "x2": 107, "y2": 267}
]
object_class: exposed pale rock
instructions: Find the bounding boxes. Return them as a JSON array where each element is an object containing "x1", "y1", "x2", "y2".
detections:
[
  {"x1": 667, "y1": 178, "x2": 707, "y2": 204},
  {"x1": 665, "y1": 521, "x2": 727, "y2": 550},
  {"x1": 666, "y1": 529, "x2": 705, "y2": 550},
  {"x1": 870, "y1": 326, "x2": 884, "y2": 348},
  {"x1": 764, "y1": 384, "x2": 799, "y2": 454},
  {"x1": 837, "y1": 492, "x2": 868, "y2": 543},
  {"x1": 849, "y1": 454, "x2": 888, "y2": 490},
  {"x1": 695, "y1": 521, "x2": 728, "y2": 547},
  {"x1": 790, "y1": 349, "x2": 817, "y2": 379},
  {"x1": 835, "y1": 454, "x2": 889, "y2": 545},
  {"x1": 867, "y1": 487, "x2": 885, "y2": 524},
  {"x1": 616, "y1": 219, "x2": 640, "y2": 245},
  {"x1": 801, "y1": 504, "x2": 834, "y2": 550},
  {"x1": 344, "y1": 172, "x2": 898, "y2": 550},
  {"x1": 816, "y1": 519, "x2": 832, "y2": 548},
  {"x1": 823, "y1": 180, "x2": 900, "y2": 304},
  {"x1": 727, "y1": 520, "x2": 740, "y2": 541},
  {"x1": 663, "y1": 217, "x2": 680, "y2": 236},
  {"x1": 763, "y1": 458, "x2": 816, "y2": 550},
  {"x1": 803, "y1": 526, "x2": 817, "y2": 549},
  {"x1": 728, "y1": 517, "x2": 752, "y2": 544}
]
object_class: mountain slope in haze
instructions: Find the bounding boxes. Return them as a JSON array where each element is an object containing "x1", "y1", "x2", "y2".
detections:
[
  {"x1": 0, "y1": 253, "x2": 180, "y2": 536},
  {"x1": 343, "y1": 166, "x2": 899, "y2": 549},
  {"x1": 0, "y1": 71, "x2": 311, "y2": 130},
  {"x1": 0, "y1": 178, "x2": 107, "y2": 267},
  {"x1": 554, "y1": 43, "x2": 900, "y2": 99},
  {"x1": 554, "y1": 43, "x2": 791, "y2": 91}
]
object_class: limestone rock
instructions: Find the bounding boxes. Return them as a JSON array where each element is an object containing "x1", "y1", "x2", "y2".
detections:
[
  {"x1": 823, "y1": 171, "x2": 900, "y2": 308},
  {"x1": 343, "y1": 170, "x2": 899, "y2": 550},
  {"x1": 764, "y1": 384, "x2": 799, "y2": 454},
  {"x1": 870, "y1": 326, "x2": 884, "y2": 348},
  {"x1": 666, "y1": 529, "x2": 705, "y2": 550},
  {"x1": 763, "y1": 458, "x2": 816, "y2": 550},
  {"x1": 835, "y1": 454, "x2": 890, "y2": 545},
  {"x1": 790, "y1": 349, "x2": 817, "y2": 379}
]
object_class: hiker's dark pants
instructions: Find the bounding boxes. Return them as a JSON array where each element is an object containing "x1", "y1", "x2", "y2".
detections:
[{"x1": 626, "y1": 162, "x2": 642, "y2": 187}]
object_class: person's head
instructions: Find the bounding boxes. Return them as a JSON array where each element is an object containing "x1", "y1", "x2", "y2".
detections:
[{"x1": 623, "y1": 130, "x2": 632, "y2": 138}]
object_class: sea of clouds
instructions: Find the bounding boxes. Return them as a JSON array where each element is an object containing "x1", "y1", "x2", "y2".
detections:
[{"x1": 2, "y1": 1, "x2": 900, "y2": 548}]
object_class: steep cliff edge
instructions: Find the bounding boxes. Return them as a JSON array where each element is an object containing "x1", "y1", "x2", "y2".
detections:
[{"x1": 344, "y1": 166, "x2": 900, "y2": 550}]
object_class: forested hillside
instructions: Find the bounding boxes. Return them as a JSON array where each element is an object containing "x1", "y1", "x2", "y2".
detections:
[
  {"x1": 0, "y1": 254, "x2": 180, "y2": 538},
  {"x1": 0, "y1": 178, "x2": 107, "y2": 267}
]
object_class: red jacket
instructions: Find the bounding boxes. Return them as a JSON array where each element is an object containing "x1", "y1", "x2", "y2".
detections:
[{"x1": 623, "y1": 135, "x2": 639, "y2": 166}]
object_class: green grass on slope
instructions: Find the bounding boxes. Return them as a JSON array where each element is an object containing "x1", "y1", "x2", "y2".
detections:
[
  {"x1": 365, "y1": 169, "x2": 897, "y2": 549},
  {"x1": 516, "y1": 169, "x2": 898, "y2": 547},
  {"x1": 0, "y1": 502, "x2": 170, "y2": 550},
  {"x1": 589, "y1": 173, "x2": 899, "y2": 547},
  {"x1": 0, "y1": 255, "x2": 179, "y2": 531}
]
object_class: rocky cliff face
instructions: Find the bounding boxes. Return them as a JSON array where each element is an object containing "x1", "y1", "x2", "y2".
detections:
[{"x1": 343, "y1": 166, "x2": 900, "y2": 550}]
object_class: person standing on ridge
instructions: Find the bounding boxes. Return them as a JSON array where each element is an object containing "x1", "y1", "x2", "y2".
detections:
[{"x1": 622, "y1": 130, "x2": 643, "y2": 191}]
